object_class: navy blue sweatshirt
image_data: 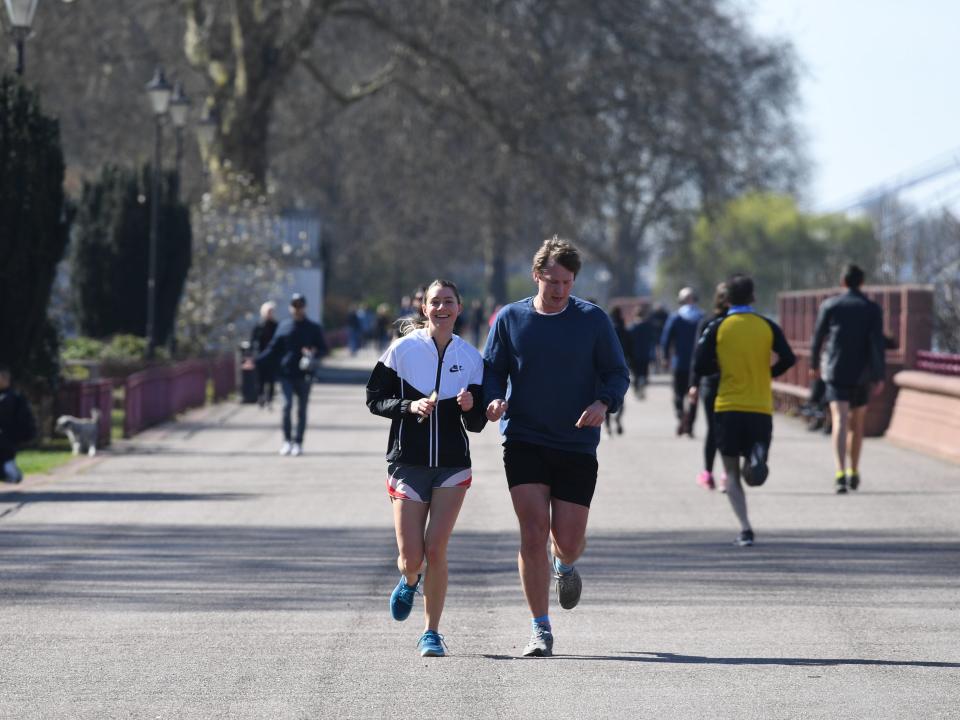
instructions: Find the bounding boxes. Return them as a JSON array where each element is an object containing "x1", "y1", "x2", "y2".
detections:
[
  {"x1": 482, "y1": 296, "x2": 630, "y2": 456},
  {"x1": 256, "y1": 317, "x2": 328, "y2": 378}
]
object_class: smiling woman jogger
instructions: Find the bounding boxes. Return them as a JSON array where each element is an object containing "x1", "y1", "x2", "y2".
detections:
[{"x1": 365, "y1": 279, "x2": 487, "y2": 657}]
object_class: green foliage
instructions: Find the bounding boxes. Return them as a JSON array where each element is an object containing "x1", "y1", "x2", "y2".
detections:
[
  {"x1": 658, "y1": 194, "x2": 879, "y2": 312},
  {"x1": 71, "y1": 164, "x2": 191, "y2": 346},
  {"x1": 63, "y1": 334, "x2": 157, "y2": 362},
  {"x1": 0, "y1": 76, "x2": 70, "y2": 391},
  {"x1": 61, "y1": 336, "x2": 105, "y2": 361}
]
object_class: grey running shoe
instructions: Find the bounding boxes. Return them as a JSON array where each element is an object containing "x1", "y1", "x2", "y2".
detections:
[
  {"x1": 735, "y1": 529, "x2": 755, "y2": 547},
  {"x1": 555, "y1": 565, "x2": 582, "y2": 610},
  {"x1": 522, "y1": 624, "x2": 554, "y2": 657}
]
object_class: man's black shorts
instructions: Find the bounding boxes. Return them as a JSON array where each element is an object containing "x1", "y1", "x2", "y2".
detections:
[
  {"x1": 824, "y1": 382, "x2": 869, "y2": 409},
  {"x1": 503, "y1": 440, "x2": 598, "y2": 508},
  {"x1": 715, "y1": 411, "x2": 772, "y2": 458}
]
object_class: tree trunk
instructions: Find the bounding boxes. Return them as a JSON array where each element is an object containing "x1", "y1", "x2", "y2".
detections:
[{"x1": 484, "y1": 188, "x2": 509, "y2": 303}]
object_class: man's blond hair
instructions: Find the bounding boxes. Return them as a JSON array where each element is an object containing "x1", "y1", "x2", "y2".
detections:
[{"x1": 531, "y1": 235, "x2": 582, "y2": 277}]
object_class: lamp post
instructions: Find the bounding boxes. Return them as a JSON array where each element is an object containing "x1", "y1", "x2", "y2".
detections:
[
  {"x1": 195, "y1": 104, "x2": 218, "y2": 177},
  {"x1": 168, "y1": 81, "x2": 190, "y2": 200},
  {"x1": 4, "y1": 0, "x2": 39, "y2": 75},
  {"x1": 144, "y1": 66, "x2": 171, "y2": 359}
]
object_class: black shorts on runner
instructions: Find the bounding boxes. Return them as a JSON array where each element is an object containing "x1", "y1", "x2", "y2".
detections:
[
  {"x1": 715, "y1": 411, "x2": 772, "y2": 458},
  {"x1": 824, "y1": 382, "x2": 870, "y2": 409},
  {"x1": 503, "y1": 440, "x2": 598, "y2": 508}
]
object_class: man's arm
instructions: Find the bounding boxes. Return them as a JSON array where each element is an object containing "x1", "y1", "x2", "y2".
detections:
[
  {"x1": 481, "y1": 312, "x2": 510, "y2": 412},
  {"x1": 810, "y1": 301, "x2": 830, "y2": 372},
  {"x1": 594, "y1": 318, "x2": 630, "y2": 415},
  {"x1": 256, "y1": 324, "x2": 286, "y2": 368},
  {"x1": 660, "y1": 314, "x2": 675, "y2": 356},
  {"x1": 769, "y1": 321, "x2": 797, "y2": 378},
  {"x1": 868, "y1": 304, "x2": 886, "y2": 382}
]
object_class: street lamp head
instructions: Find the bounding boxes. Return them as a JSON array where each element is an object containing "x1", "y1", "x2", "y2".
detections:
[
  {"x1": 145, "y1": 66, "x2": 172, "y2": 116},
  {"x1": 168, "y1": 81, "x2": 190, "y2": 128},
  {"x1": 4, "y1": 0, "x2": 39, "y2": 37}
]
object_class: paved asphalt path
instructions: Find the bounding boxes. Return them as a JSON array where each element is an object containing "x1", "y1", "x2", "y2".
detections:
[{"x1": 2, "y1": 348, "x2": 959, "y2": 719}]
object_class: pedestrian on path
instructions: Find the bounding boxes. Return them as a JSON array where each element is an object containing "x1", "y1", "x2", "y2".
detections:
[
  {"x1": 693, "y1": 274, "x2": 795, "y2": 547},
  {"x1": 626, "y1": 305, "x2": 655, "y2": 400},
  {"x1": 688, "y1": 282, "x2": 730, "y2": 491},
  {"x1": 483, "y1": 236, "x2": 629, "y2": 657},
  {"x1": 661, "y1": 287, "x2": 704, "y2": 436},
  {"x1": 256, "y1": 293, "x2": 328, "y2": 457},
  {"x1": 604, "y1": 306, "x2": 631, "y2": 436},
  {"x1": 365, "y1": 279, "x2": 487, "y2": 658},
  {"x1": 250, "y1": 301, "x2": 279, "y2": 409},
  {"x1": 0, "y1": 364, "x2": 36, "y2": 484},
  {"x1": 810, "y1": 264, "x2": 886, "y2": 494}
]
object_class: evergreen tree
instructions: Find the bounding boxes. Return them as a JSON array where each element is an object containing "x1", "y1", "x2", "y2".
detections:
[
  {"x1": 71, "y1": 164, "x2": 191, "y2": 346},
  {"x1": 0, "y1": 76, "x2": 70, "y2": 387}
]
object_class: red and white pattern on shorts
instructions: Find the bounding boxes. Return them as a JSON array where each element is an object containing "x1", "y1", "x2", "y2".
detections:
[{"x1": 386, "y1": 466, "x2": 472, "y2": 503}]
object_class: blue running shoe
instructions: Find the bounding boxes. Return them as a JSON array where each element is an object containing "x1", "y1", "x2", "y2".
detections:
[
  {"x1": 389, "y1": 574, "x2": 420, "y2": 621},
  {"x1": 418, "y1": 630, "x2": 446, "y2": 657}
]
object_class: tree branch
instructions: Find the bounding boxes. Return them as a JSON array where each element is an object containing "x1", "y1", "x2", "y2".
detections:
[{"x1": 300, "y1": 57, "x2": 396, "y2": 105}]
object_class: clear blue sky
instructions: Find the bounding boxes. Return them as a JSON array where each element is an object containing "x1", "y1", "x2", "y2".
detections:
[{"x1": 747, "y1": 0, "x2": 960, "y2": 212}]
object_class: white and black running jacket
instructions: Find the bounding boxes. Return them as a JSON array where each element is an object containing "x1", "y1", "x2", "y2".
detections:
[{"x1": 366, "y1": 329, "x2": 487, "y2": 467}]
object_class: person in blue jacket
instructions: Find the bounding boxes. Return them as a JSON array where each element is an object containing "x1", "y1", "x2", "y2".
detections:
[
  {"x1": 661, "y1": 287, "x2": 704, "y2": 436},
  {"x1": 483, "y1": 236, "x2": 629, "y2": 658},
  {"x1": 256, "y1": 293, "x2": 328, "y2": 457}
]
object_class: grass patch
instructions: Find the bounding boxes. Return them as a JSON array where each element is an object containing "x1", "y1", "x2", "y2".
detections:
[
  {"x1": 112, "y1": 408, "x2": 124, "y2": 440},
  {"x1": 17, "y1": 439, "x2": 75, "y2": 476}
]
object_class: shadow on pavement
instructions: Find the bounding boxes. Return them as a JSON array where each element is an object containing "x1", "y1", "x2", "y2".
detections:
[
  {"x1": 0, "y1": 491, "x2": 253, "y2": 504},
  {"x1": 480, "y1": 652, "x2": 960, "y2": 668},
  {"x1": 1, "y1": 526, "x2": 957, "y2": 612}
]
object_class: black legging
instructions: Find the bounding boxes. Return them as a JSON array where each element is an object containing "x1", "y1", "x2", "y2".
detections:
[
  {"x1": 672, "y1": 369, "x2": 698, "y2": 427},
  {"x1": 700, "y1": 380, "x2": 719, "y2": 472}
]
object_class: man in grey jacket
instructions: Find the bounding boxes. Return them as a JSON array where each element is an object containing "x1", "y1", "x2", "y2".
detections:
[{"x1": 810, "y1": 264, "x2": 885, "y2": 494}]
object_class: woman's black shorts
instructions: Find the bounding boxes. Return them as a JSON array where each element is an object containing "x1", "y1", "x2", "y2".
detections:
[
  {"x1": 824, "y1": 382, "x2": 870, "y2": 409},
  {"x1": 503, "y1": 440, "x2": 598, "y2": 508},
  {"x1": 715, "y1": 411, "x2": 772, "y2": 458}
]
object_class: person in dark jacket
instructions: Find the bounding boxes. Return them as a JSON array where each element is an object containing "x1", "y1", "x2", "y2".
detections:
[
  {"x1": 256, "y1": 293, "x2": 328, "y2": 457},
  {"x1": 250, "y1": 301, "x2": 279, "y2": 409},
  {"x1": 810, "y1": 264, "x2": 886, "y2": 494},
  {"x1": 0, "y1": 365, "x2": 37, "y2": 484},
  {"x1": 661, "y1": 287, "x2": 704, "y2": 436},
  {"x1": 365, "y1": 279, "x2": 486, "y2": 657},
  {"x1": 627, "y1": 305, "x2": 655, "y2": 399},
  {"x1": 688, "y1": 282, "x2": 729, "y2": 491}
]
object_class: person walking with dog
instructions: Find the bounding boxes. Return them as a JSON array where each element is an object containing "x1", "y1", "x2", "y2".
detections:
[
  {"x1": 366, "y1": 279, "x2": 487, "y2": 657},
  {"x1": 693, "y1": 274, "x2": 795, "y2": 547},
  {"x1": 256, "y1": 293, "x2": 328, "y2": 457},
  {"x1": 483, "y1": 236, "x2": 629, "y2": 657},
  {"x1": 810, "y1": 264, "x2": 886, "y2": 494},
  {"x1": 0, "y1": 365, "x2": 36, "y2": 484}
]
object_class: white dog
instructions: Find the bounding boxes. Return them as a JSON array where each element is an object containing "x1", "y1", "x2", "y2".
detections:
[{"x1": 55, "y1": 409, "x2": 101, "y2": 457}]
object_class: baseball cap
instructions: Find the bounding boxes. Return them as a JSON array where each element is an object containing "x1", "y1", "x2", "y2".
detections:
[{"x1": 290, "y1": 293, "x2": 307, "y2": 307}]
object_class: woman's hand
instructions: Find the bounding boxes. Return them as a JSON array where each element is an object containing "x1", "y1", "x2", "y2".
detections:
[
  {"x1": 457, "y1": 388, "x2": 473, "y2": 412},
  {"x1": 410, "y1": 394, "x2": 437, "y2": 418}
]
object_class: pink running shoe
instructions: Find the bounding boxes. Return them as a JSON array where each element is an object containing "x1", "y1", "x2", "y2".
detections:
[
  {"x1": 718, "y1": 472, "x2": 728, "y2": 493},
  {"x1": 696, "y1": 470, "x2": 716, "y2": 490}
]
